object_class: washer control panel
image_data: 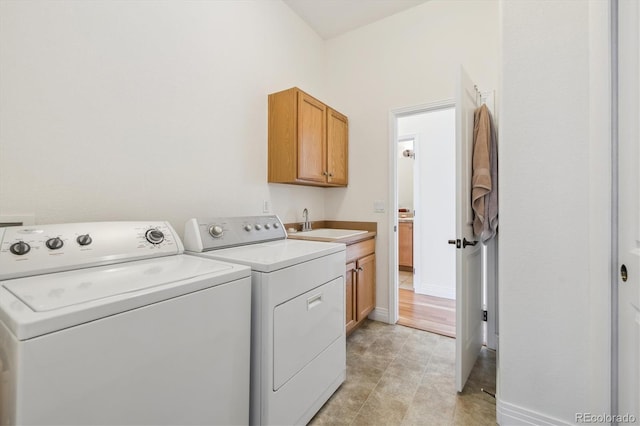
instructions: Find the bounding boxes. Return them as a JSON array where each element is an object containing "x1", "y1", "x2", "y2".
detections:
[
  {"x1": 184, "y1": 215, "x2": 286, "y2": 252},
  {"x1": 0, "y1": 221, "x2": 183, "y2": 280}
]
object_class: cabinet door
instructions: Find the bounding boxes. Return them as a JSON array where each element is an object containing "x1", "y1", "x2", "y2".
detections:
[
  {"x1": 297, "y1": 92, "x2": 327, "y2": 183},
  {"x1": 345, "y1": 262, "x2": 357, "y2": 334},
  {"x1": 356, "y1": 253, "x2": 376, "y2": 321},
  {"x1": 327, "y1": 108, "x2": 348, "y2": 186},
  {"x1": 398, "y1": 222, "x2": 413, "y2": 268}
]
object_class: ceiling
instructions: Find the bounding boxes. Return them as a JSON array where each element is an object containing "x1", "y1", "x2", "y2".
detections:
[{"x1": 283, "y1": 0, "x2": 430, "y2": 40}]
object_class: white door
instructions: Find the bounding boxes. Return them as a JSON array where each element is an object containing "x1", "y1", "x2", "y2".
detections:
[
  {"x1": 455, "y1": 65, "x2": 484, "y2": 392},
  {"x1": 618, "y1": 0, "x2": 640, "y2": 419}
]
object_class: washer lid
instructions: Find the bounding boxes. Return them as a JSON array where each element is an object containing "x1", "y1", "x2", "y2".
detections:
[
  {"x1": 4, "y1": 256, "x2": 232, "y2": 312},
  {"x1": 200, "y1": 239, "x2": 345, "y2": 272},
  {"x1": 0, "y1": 255, "x2": 250, "y2": 340}
]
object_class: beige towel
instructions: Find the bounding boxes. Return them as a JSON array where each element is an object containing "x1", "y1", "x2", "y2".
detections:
[
  {"x1": 472, "y1": 104, "x2": 492, "y2": 237},
  {"x1": 484, "y1": 108, "x2": 498, "y2": 242}
]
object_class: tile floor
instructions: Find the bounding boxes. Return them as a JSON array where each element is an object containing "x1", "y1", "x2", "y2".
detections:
[
  {"x1": 399, "y1": 270, "x2": 413, "y2": 290},
  {"x1": 309, "y1": 320, "x2": 496, "y2": 425}
]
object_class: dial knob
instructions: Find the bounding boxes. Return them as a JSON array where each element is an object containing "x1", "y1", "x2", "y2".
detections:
[
  {"x1": 145, "y1": 229, "x2": 165, "y2": 245},
  {"x1": 264, "y1": 223, "x2": 271, "y2": 230},
  {"x1": 46, "y1": 237, "x2": 64, "y2": 250},
  {"x1": 10, "y1": 241, "x2": 30, "y2": 256},
  {"x1": 273, "y1": 222, "x2": 280, "y2": 228},
  {"x1": 77, "y1": 234, "x2": 92, "y2": 246},
  {"x1": 255, "y1": 224, "x2": 262, "y2": 231},
  {"x1": 244, "y1": 225, "x2": 253, "y2": 232},
  {"x1": 209, "y1": 225, "x2": 224, "y2": 238}
]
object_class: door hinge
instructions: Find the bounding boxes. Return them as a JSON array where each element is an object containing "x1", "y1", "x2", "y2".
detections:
[{"x1": 483, "y1": 310, "x2": 488, "y2": 322}]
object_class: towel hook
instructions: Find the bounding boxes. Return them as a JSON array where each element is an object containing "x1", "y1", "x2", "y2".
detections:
[{"x1": 474, "y1": 85, "x2": 482, "y2": 105}]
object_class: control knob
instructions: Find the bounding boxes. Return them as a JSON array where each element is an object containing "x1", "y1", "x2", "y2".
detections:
[
  {"x1": 46, "y1": 237, "x2": 64, "y2": 250},
  {"x1": 209, "y1": 225, "x2": 224, "y2": 238},
  {"x1": 255, "y1": 224, "x2": 262, "y2": 231},
  {"x1": 273, "y1": 222, "x2": 280, "y2": 228},
  {"x1": 264, "y1": 223, "x2": 271, "y2": 230},
  {"x1": 244, "y1": 225, "x2": 253, "y2": 232},
  {"x1": 145, "y1": 229, "x2": 165, "y2": 245},
  {"x1": 10, "y1": 241, "x2": 30, "y2": 256},
  {"x1": 77, "y1": 234, "x2": 92, "y2": 246}
]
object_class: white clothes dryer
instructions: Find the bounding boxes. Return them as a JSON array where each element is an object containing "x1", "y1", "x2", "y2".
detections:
[
  {"x1": 184, "y1": 215, "x2": 346, "y2": 426},
  {"x1": 0, "y1": 221, "x2": 251, "y2": 426}
]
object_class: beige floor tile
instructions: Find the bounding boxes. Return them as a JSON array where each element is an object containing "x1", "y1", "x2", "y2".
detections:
[
  {"x1": 311, "y1": 380, "x2": 376, "y2": 425},
  {"x1": 402, "y1": 382, "x2": 457, "y2": 425},
  {"x1": 452, "y1": 393, "x2": 496, "y2": 426},
  {"x1": 308, "y1": 320, "x2": 497, "y2": 426},
  {"x1": 347, "y1": 353, "x2": 386, "y2": 387},
  {"x1": 386, "y1": 355, "x2": 429, "y2": 379},
  {"x1": 399, "y1": 271, "x2": 414, "y2": 290},
  {"x1": 351, "y1": 387, "x2": 410, "y2": 425}
]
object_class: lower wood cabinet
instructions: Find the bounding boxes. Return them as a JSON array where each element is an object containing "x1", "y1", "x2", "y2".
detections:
[
  {"x1": 398, "y1": 221, "x2": 413, "y2": 269},
  {"x1": 356, "y1": 253, "x2": 376, "y2": 320},
  {"x1": 345, "y1": 238, "x2": 376, "y2": 335}
]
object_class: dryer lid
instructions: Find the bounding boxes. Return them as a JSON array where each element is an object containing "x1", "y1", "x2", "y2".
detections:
[{"x1": 202, "y1": 239, "x2": 345, "y2": 272}]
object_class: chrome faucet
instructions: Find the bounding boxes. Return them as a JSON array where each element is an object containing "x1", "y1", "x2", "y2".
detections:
[{"x1": 302, "y1": 208, "x2": 312, "y2": 231}]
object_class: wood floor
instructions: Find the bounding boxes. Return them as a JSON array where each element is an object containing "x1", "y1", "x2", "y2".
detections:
[{"x1": 397, "y1": 272, "x2": 456, "y2": 337}]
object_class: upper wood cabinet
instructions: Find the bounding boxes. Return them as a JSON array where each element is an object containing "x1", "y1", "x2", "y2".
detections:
[
  {"x1": 326, "y1": 108, "x2": 348, "y2": 186},
  {"x1": 268, "y1": 87, "x2": 348, "y2": 187}
]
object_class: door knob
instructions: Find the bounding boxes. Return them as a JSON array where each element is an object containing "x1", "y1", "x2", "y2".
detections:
[
  {"x1": 463, "y1": 238, "x2": 478, "y2": 248},
  {"x1": 448, "y1": 239, "x2": 461, "y2": 248},
  {"x1": 621, "y1": 264, "x2": 628, "y2": 282}
]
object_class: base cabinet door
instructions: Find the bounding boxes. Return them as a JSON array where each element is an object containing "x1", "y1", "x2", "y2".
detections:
[
  {"x1": 345, "y1": 262, "x2": 357, "y2": 334},
  {"x1": 398, "y1": 222, "x2": 413, "y2": 268},
  {"x1": 344, "y1": 237, "x2": 376, "y2": 335},
  {"x1": 356, "y1": 253, "x2": 376, "y2": 321}
]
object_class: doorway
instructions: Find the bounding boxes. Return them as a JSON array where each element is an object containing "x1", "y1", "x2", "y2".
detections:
[
  {"x1": 394, "y1": 106, "x2": 457, "y2": 337},
  {"x1": 387, "y1": 68, "x2": 496, "y2": 392}
]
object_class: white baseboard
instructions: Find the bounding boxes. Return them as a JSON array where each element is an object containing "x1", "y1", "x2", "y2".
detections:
[
  {"x1": 497, "y1": 399, "x2": 571, "y2": 426},
  {"x1": 368, "y1": 307, "x2": 389, "y2": 323},
  {"x1": 414, "y1": 283, "x2": 455, "y2": 300}
]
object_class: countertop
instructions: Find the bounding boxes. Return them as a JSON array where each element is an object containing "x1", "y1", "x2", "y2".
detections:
[
  {"x1": 287, "y1": 230, "x2": 376, "y2": 245},
  {"x1": 283, "y1": 220, "x2": 377, "y2": 245}
]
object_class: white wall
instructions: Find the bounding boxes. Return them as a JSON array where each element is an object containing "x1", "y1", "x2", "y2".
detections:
[
  {"x1": 498, "y1": 0, "x2": 611, "y2": 423},
  {"x1": 399, "y1": 109, "x2": 455, "y2": 299},
  {"x1": 324, "y1": 0, "x2": 499, "y2": 317},
  {"x1": 0, "y1": 0, "x2": 328, "y2": 234}
]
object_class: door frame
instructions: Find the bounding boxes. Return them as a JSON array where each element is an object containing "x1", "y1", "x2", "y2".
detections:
[{"x1": 387, "y1": 99, "x2": 455, "y2": 325}]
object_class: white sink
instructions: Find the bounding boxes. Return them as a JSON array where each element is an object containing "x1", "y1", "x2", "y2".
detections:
[{"x1": 291, "y1": 228, "x2": 367, "y2": 240}]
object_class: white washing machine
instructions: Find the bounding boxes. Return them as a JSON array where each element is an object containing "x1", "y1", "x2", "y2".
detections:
[
  {"x1": 0, "y1": 221, "x2": 252, "y2": 426},
  {"x1": 184, "y1": 215, "x2": 346, "y2": 426}
]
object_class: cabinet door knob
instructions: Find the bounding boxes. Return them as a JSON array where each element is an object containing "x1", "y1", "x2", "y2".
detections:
[{"x1": 322, "y1": 171, "x2": 328, "y2": 176}]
